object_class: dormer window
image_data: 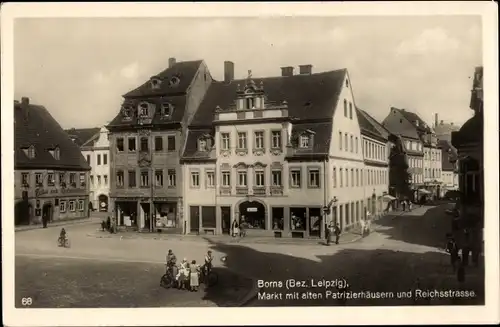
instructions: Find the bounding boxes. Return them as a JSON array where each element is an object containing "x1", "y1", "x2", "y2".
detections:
[
  {"x1": 49, "y1": 146, "x2": 60, "y2": 160},
  {"x1": 22, "y1": 145, "x2": 36, "y2": 159},
  {"x1": 161, "y1": 103, "x2": 174, "y2": 117},
  {"x1": 138, "y1": 102, "x2": 150, "y2": 117},
  {"x1": 150, "y1": 78, "x2": 162, "y2": 89},
  {"x1": 198, "y1": 135, "x2": 213, "y2": 152},
  {"x1": 122, "y1": 106, "x2": 132, "y2": 118},
  {"x1": 246, "y1": 97, "x2": 255, "y2": 110},
  {"x1": 169, "y1": 76, "x2": 180, "y2": 87},
  {"x1": 299, "y1": 135, "x2": 310, "y2": 148}
]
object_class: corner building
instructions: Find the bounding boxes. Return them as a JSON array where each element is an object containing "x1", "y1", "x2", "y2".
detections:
[
  {"x1": 182, "y1": 63, "x2": 380, "y2": 238},
  {"x1": 107, "y1": 58, "x2": 212, "y2": 232}
]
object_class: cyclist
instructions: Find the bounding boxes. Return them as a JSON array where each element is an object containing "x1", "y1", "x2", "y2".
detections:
[{"x1": 166, "y1": 249, "x2": 177, "y2": 274}]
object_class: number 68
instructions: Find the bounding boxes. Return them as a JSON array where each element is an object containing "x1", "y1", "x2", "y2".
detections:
[{"x1": 21, "y1": 297, "x2": 32, "y2": 306}]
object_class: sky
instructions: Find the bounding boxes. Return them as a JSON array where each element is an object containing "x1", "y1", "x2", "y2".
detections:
[{"x1": 14, "y1": 16, "x2": 482, "y2": 129}]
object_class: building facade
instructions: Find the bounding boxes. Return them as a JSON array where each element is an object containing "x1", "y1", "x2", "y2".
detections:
[
  {"x1": 181, "y1": 63, "x2": 384, "y2": 238},
  {"x1": 14, "y1": 97, "x2": 91, "y2": 225},
  {"x1": 438, "y1": 139, "x2": 459, "y2": 196},
  {"x1": 67, "y1": 127, "x2": 111, "y2": 212},
  {"x1": 433, "y1": 113, "x2": 460, "y2": 143},
  {"x1": 107, "y1": 58, "x2": 212, "y2": 232}
]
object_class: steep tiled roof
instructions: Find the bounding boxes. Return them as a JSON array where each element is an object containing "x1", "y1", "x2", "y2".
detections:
[
  {"x1": 123, "y1": 60, "x2": 203, "y2": 98},
  {"x1": 438, "y1": 139, "x2": 458, "y2": 171},
  {"x1": 15, "y1": 100, "x2": 91, "y2": 170},
  {"x1": 181, "y1": 129, "x2": 216, "y2": 161},
  {"x1": 107, "y1": 95, "x2": 187, "y2": 128},
  {"x1": 64, "y1": 128, "x2": 100, "y2": 147},
  {"x1": 182, "y1": 69, "x2": 347, "y2": 160},
  {"x1": 356, "y1": 108, "x2": 388, "y2": 142},
  {"x1": 382, "y1": 107, "x2": 421, "y2": 140},
  {"x1": 398, "y1": 109, "x2": 433, "y2": 134}
]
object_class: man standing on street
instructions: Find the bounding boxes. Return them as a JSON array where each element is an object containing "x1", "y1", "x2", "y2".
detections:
[{"x1": 334, "y1": 223, "x2": 341, "y2": 245}]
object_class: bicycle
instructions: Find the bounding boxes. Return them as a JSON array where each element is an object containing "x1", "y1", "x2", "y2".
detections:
[
  {"x1": 200, "y1": 264, "x2": 218, "y2": 287},
  {"x1": 57, "y1": 236, "x2": 70, "y2": 248},
  {"x1": 160, "y1": 265, "x2": 179, "y2": 289}
]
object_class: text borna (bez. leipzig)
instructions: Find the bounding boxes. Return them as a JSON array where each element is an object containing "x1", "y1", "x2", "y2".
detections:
[{"x1": 258, "y1": 278, "x2": 349, "y2": 290}]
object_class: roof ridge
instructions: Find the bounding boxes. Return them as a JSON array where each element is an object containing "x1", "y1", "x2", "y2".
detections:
[{"x1": 211, "y1": 68, "x2": 347, "y2": 84}]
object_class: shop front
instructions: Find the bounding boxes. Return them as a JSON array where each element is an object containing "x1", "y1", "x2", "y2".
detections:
[{"x1": 153, "y1": 198, "x2": 180, "y2": 232}]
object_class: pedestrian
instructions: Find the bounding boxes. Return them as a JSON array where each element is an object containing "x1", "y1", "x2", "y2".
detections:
[
  {"x1": 462, "y1": 229, "x2": 471, "y2": 267},
  {"x1": 231, "y1": 219, "x2": 239, "y2": 238},
  {"x1": 402, "y1": 200, "x2": 406, "y2": 212},
  {"x1": 326, "y1": 221, "x2": 334, "y2": 245},
  {"x1": 446, "y1": 235, "x2": 459, "y2": 272},
  {"x1": 189, "y1": 260, "x2": 200, "y2": 292},
  {"x1": 334, "y1": 223, "x2": 341, "y2": 245},
  {"x1": 106, "y1": 216, "x2": 111, "y2": 231},
  {"x1": 42, "y1": 213, "x2": 48, "y2": 228},
  {"x1": 360, "y1": 219, "x2": 366, "y2": 237},
  {"x1": 408, "y1": 200, "x2": 412, "y2": 212}
]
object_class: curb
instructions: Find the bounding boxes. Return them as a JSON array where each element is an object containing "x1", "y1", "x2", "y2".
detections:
[{"x1": 15, "y1": 218, "x2": 93, "y2": 232}]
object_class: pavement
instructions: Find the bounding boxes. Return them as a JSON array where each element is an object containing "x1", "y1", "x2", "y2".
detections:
[{"x1": 14, "y1": 202, "x2": 483, "y2": 307}]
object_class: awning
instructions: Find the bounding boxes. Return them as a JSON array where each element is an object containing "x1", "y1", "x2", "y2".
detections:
[
  {"x1": 383, "y1": 194, "x2": 396, "y2": 201},
  {"x1": 418, "y1": 189, "x2": 432, "y2": 195}
]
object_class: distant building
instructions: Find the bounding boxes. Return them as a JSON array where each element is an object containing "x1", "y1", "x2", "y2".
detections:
[
  {"x1": 438, "y1": 139, "x2": 459, "y2": 195},
  {"x1": 14, "y1": 97, "x2": 91, "y2": 226},
  {"x1": 382, "y1": 107, "x2": 443, "y2": 201},
  {"x1": 181, "y1": 63, "x2": 384, "y2": 238},
  {"x1": 107, "y1": 58, "x2": 212, "y2": 233},
  {"x1": 433, "y1": 113, "x2": 461, "y2": 142},
  {"x1": 66, "y1": 126, "x2": 110, "y2": 212}
]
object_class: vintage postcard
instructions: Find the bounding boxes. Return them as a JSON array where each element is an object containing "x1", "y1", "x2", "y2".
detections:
[{"x1": 1, "y1": 1, "x2": 499, "y2": 326}]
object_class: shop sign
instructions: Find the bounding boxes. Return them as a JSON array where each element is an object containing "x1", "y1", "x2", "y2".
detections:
[
  {"x1": 61, "y1": 188, "x2": 84, "y2": 194},
  {"x1": 35, "y1": 188, "x2": 49, "y2": 197},
  {"x1": 247, "y1": 207, "x2": 258, "y2": 212}
]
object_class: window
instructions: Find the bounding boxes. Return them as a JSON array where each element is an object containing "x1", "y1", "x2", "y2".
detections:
[
  {"x1": 169, "y1": 76, "x2": 180, "y2": 87},
  {"x1": 343, "y1": 99, "x2": 347, "y2": 117},
  {"x1": 191, "y1": 171, "x2": 200, "y2": 187},
  {"x1": 59, "y1": 200, "x2": 66, "y2": 213},
  {"x1": 116, "y1": 171, "x2": 124, "y2": 187},
  {"x1": 356, "y1": 169, "x2": 359, "y2": 186},
  {"x1": 254, "y1": 131, "x2": 264, "y2": 149},
  {"x1": 140, "y1": 137, "x2": 149, "y2": 152},
  {"x1": 333, "y1": 167, "x2": 337, "y2": 188},
  {"x1": 237, "y1": 132, "x2": 247, "y2": 149},
  {"x1": 97, "y1": 175, "x2": 101, "y2": 185},
  {"x1": 290, "y1": 169, "x2": 301, "y2": 188},
  {"x1": 221, "y1": 133, "x2": 230, "y2": 150},
  {"x1": 97, "y1": 154, "x2": 101, "y2": 165},
  {"x1": 168, "y1": 169, "x2": 176, "y2": 187},
  {"x1": 349, "y1": 102, "x2": 353, "y2": 119},
  {"x1": 79, "y1": 173, "x2": 85, "y2": 186},
  {"x1": 345, "y1": 133, "x2": 348, "y2": 151},
  {"x1": 35, "y1": 173, "x2": 43, "y2": 186},
  {"x1": 116, "y1": 138, "x2": 124, "y2": 152},
  {"x1": 22, "y1": 145, "x2": 36, "y2": 159},
  {"x1": 86, "y1": 155, "x2": 90, "y2": 163},
  {"x1": 206, "y1": 171, "x2": 215, "y2": 188},
  {"x1": 139, "y1": 103, "x2": 149, "y2": 117},
  {"x1": 69, "y1": 200, "x2": 76, "y2": 212},
  {"x1": 59, "y1": 172, "x2": 66, "y2": 185},
  {"x1": 128, "y1": 171, "x2": 136, "y2": 187},
  {"x1": 21, "y1": 173, "x2": 29, "y2": 186},
  {"x1": 161, "y1": 103, "x2": 173, "y2": 117},
  {"x1": 77, "y1": 200, "x2": 85, "y2": 211},
  {"x1": 155, "y1": 137, "x2": 163, "y2": 151},
  {"x1": 271, "y1": 131, "x2": 282, "y2": 149},
  {"x1": 355, "y1": 137, "x2": 358, "y2": 153},
  {"x1": 69, "y1": 173, "x2": 76, "y2": 185},
  {"x1": 255, "y1": 170, "x2": 265, "y2": 187},
  {"x1": 47, "y1": 173, "x2": 55, "y2": 186},
  {"x1": 198, "y1": 138, "x2": 207, "y2": 152},
  {"x1": 340, "y1": 168, "x2": 343, "y2": 187},
  {"x1": 350, "y1": 135, "x2": 354, "y2": 152},
  {"x1": 222, "y1": 171, "x2": 231, "y2": 187},
  {"x1": 346, "y1": 169, "x2": 349, "y2": 187},
  {"x1": 272, "y1": 170, "x2": 282, "y2": 186},
  {"x1": 104, "y1": 154, "x2": 108, "y2": 165},
  {"x1": 155, "y1": 170, "x2": 163, "y2": 187},
  {"x1": 308, "y1": 168, "x2": 320, "y2": 188},
  {"x1": 237, "y1": 171, "x2": 247, "y2": 186},
  {"x1": 167, "y1": 135, "x2": 176, "y2": 151},
  {"x1": 128, "y1": 137, "x2": 136, "y2": 151},
  {"x1": 140, "y1": 171, "x2": 149, "y2": 187},
  {"x1": 300, "y1": 135, "x2": 310, "y2": 148},
  {"x1": 246, "y1": 97, "x2": 255, "y2": 109}
]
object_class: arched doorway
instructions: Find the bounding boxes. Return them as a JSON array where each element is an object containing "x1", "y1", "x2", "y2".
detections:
[
  {"x1": 42, "y1": 203, "x2": 53, "y2": 224},
  {"x1": 98, "y1": 194, "x2": 109, "y2": 212},
  {"x1": 238, "y1": 200, "x2": 266, "y2": 229}
]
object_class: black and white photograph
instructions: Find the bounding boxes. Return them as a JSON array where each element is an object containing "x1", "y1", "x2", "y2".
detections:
[{"x1": 2, "y1": 2, "x2": 498, "y2": 326}]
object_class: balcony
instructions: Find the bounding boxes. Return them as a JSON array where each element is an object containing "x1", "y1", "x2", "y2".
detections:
[
  {"x1": 220, "y1": 187, "x2": 231, "y2": 196},
  {"x1": 252, "y1": 187, "x2": 266, "y2": 196},
  {"x1": 236, "y1": 187, "x2": 249, "y2": 196},
  {"x1": 270, "y1": 186, "x2": 283, "y2": 196}
]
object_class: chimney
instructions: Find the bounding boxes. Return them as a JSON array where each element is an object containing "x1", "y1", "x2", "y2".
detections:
[
  {"x1": 434, "y1": 113, "x2": 438, "y2": 127},
  {"x1": 224, "y1": 61, "x2": 234, "y2": 83},
  {"x1": 299, "y1": 64, "x2": 313, "y2": 75},
  {"x1": 21, "y1": 97, "x2": 29, "y2": 105},
  {"x1": 168, "y1": 57, "x2": 176, "y2": 68},
  {"x1": 281, "y1": 66, "x2": 294, "y2": 77}
]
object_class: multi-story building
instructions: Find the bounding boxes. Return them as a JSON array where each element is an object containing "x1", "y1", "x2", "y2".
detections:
[
  {"x1": 452, "y1": 66, "x2": 483, "y2": 239},
  {"x1": 107, "y1": 58, "x2": 212, "y2": 232},
  {"x1": 438, "y1": 139, "x2": 459, "y2": 196},
  {"x1": 433, "y1": 113, "x2": 460, "y2": 143},
  {"x1": 356, "y1": 108, "x2": 391, "y2": 216},
  {"x1": 181, "y1": 63, "x2": 377, "y2": 238},
  {"x1": 66, "y1": 126, "x2": 111, "y2": 212},
  {"x1": 14, "y1": 97, "x2": 91, "y2": 225},
  {"x1": 382, "y1": 107, "x2": 425, "y2": 201}
]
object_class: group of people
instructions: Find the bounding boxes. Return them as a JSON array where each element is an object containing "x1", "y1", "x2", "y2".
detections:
[
  {"x1": 165, "y1": 249, "x2": 213, "y2": 292},
  {"x1": 231, "y1": 219, "x2": 247, "y2": 238},
  {"x1": 401, "y1": 199, "x2": 413, "y2": 212}
]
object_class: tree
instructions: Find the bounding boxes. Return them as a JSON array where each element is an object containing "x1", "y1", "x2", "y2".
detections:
[{"x1": 388, "y1": 135, "x2": 412, "y2": 200}]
